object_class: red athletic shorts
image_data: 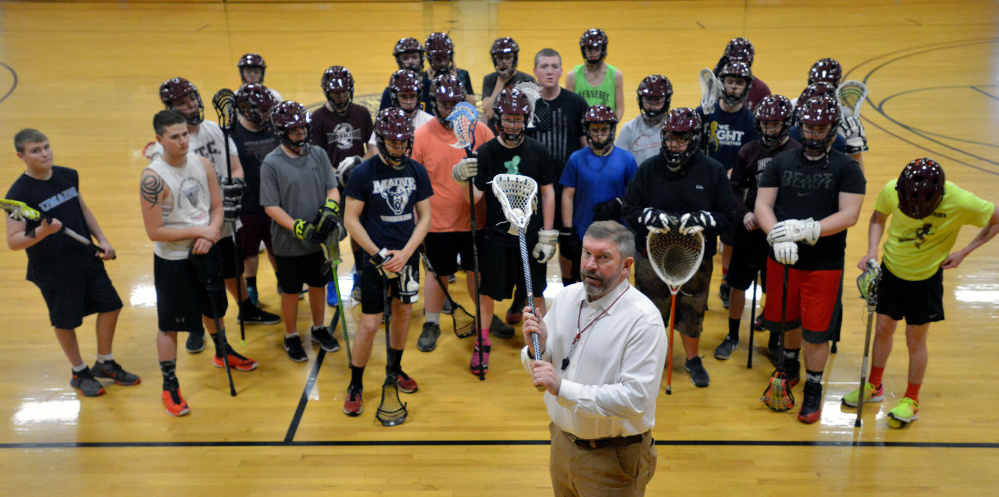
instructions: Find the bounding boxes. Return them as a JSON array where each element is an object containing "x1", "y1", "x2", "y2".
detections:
[{"x1": 763, "y1": 258, "x2": 842, "y2": 344}]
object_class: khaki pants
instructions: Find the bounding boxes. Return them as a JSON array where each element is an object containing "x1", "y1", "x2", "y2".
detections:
[{"x1": 548, "y1": 423, "x2": 657, "y2": 497}]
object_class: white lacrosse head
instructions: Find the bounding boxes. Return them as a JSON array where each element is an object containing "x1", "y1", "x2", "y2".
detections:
[
  {"x1": 836, "y1": 80, "x2": 868, "y2": 118},
  {"x1": 646, "y1": 228, "x2": 705, "y2": 293},
  {"x1": 513, "y1": 81, "x2": 542, "y2": 129},
  {"x1": 490, "y1": 174, "x2": 538, "y2": 230},
  {"x1": 447, "y1": 102, "x2": 478, "y2": 149},
  {"x1": 698, "y1": 68, "x2": 720, "y2": 113}
]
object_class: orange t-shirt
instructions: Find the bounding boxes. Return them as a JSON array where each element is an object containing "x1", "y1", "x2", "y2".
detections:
[{"x1": 411, "y1": 118, "x2": 493, "y2": 232}]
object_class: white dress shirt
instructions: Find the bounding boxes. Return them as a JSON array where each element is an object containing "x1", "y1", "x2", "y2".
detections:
[{"x1": 521, "y1": 278, "x2": 667, "y2": 439}]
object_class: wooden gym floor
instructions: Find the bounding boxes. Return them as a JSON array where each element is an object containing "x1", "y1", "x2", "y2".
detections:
[{"x1": 1, "y1": 1, "x2": 998, "y2": 495}]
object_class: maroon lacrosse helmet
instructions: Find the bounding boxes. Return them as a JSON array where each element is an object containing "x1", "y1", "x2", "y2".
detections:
[
  {"x1": 808, "y1": 58, "x2": 842, "y2": 87},
  {"x1": 660, "y1": 107, "x2": 702, "y2": 172},
  {"x1": 490, "y1": 37, "x2": 520, "y2": 76},
  {"x1": 579, "y1": 28, "x2": 608, "y2": 66},
  {"x1": 393, "y1": 37, "x2": 424, "y2": 72},
  {"x1": 270, "y1": 100, "x2": 312, "y2": 154},
  {"x1": 636, "y1": 74, "x2": 673, "y2": 122},
  {"x1": 425, "y1": 32, "x2": 455, "y2": 73},
  {"x1": 430, "y1": 73, "x2": 465, "y2": 126},
  {"x1": 896, "y1": 158, "x2": 946, "y2": 219},
  {"x1": 388, "y1": 69, "x2": 422, "y2": 113},
  {"x1": 159, "y1": 77, "x2": 204, "y2": 125},
  {"x1": 724, "y1": 37, "x2": 755, "y2": 65},
  {"x1": 321, "y1": 66, "x2": 355, "y2": 114},
  {"x1": 718, "y1": 61, "x2": 754, "y2": 105},
  {"x1": 797, "y1": 96, "x2": 840, "y2": 155},
  {"x1": 582, "y1": 105, "x2": 619, "y2": 153},
  {"x1": 492, "y1": 88, "x2": 531, "y2": 143},
  {"x1": 237, "y1": 53, "x2": 267, "y2": 84},
  {"x1": 753, "y1": 95, "x2": 794, "y2": 150},
  {"x1": 235, "y1": 84, "x2": 278, "y2": 129},
  {"x1": 374, "y1": 108, "x2": 415, "y2": 169}
]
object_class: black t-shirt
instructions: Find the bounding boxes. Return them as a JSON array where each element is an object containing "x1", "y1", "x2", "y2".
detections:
[
  {"x1": 758, "y1": 149, "x2": 866, "y2": 270},
  {"x1": 473, "y1": 136, "x2": 556, "y2": 242},
  {"x1": 5, "y1": 166, "x2": 100, "y2": 284},
  {"x1": 730, "y1": 138, "x2": 803, "y2": 221},
  {"x1": 621, "y1": 151, "x2": 736, "y2": 258},
  {"x1": 379, "y1": 68, "x2": 475, "y2": 113},
  {"x1": 231, "y1": 120, "x2": 279, "y2": 214},
  {"x1": 311, "y1": 103, "x2": 374, "y2": 170},
  {"x1": 482, "y1": 71, "x2": 538, "y2": 134},
  {"x1": 525, "y1": 88, "x2": 588, "y2": 179}
]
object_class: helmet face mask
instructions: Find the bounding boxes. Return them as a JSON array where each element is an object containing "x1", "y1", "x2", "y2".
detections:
[
  {"x1": 660, "y1": 107, "x2": 702, "y2": 173},
  {"x1": 270, "y1": 101, "x2": 312, "y2": 156},
  {"x1": 797, "y1": 96, "x2": 840, "y2": 157},
  {"x1": 430, "y1": 73, "x2": 465, "y2": 128},
  {"x1": 393, "y1": 38, "x2": 425, "y2": 72},
  {"x1": 490, "y1": 37, "x2": 520, "y2": 79},
  {"x1": 389, "y1": 69, "x2": 422, "y2": 114},
  {"x1": 492, "y1": 88, "x2": 531, "y2": 145},
  {"x1": 238, "y1": 53, "x2": 267, "y2": 84},
  {"x1": 374, "y1": 108, "x2": 415, "y2": 170},
  {"x1": 236, "y1": 84, "x2": 278, "y2": 129},
  {"x1": 636, "y1": 74, "x2": 673, "y2": 125},
  {"x1": 579, "y1": 28, "x2": 608, "y2": 69},
  {"x1": 160, "y1": 77, "x2": 205, "y2": 126},
  {"x1": 321, "y1": 66, "x2": 355, "y2": 115},
  {"x1": 753, "y1": 94, "x2": 793, "y2": 150},
  {"x1": 896, "y1": 158, "x2": 945, "y2": 219},
  {"x1": 718, "y1": 61, "x2": 753, "y2": 106},
  {"x1": 425, "y1": 32, "x2": 455, "y2": 74},
  {"x1": 582, "y1": 105, "x2": 618, "y2": 155}
]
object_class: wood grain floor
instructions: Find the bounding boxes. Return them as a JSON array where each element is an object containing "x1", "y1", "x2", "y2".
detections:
[{"x1": 1, "y1": 1, "x2": 999, "y2": 495}]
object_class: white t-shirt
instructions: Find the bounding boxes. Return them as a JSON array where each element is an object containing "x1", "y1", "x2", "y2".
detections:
[{"x1": 616, "y1": 115, "x2": 662, "y2": 165}]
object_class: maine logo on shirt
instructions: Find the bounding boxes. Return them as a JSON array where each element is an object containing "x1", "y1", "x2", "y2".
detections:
[
  {"x1": 38, "y1": 186, "x2": 79, "y2": 212},
  {"x1": 374, "y1": 177, "x2": 417, "y2": 218}
]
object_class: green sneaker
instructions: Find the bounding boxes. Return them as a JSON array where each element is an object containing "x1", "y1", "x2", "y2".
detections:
[
  {"x1": 841, "y1": 382, "x2": 884, "y2": 407},
  {"x1": 888, "y1": 397, "x2": 919, "y2": 423}
]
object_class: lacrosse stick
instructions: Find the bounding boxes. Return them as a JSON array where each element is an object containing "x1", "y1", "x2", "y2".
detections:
[
  {"x1": 836, "y1": 80, "x2": 868, "y2": 118},
  {"x1": 211, "y1": 88, "x2": 247, "y2": 347},
  {"x1": 853, "y1": 258, "x2": 882, "y2": 427},
  {"x1": 761, "y1": 265, "x2": 794, "y2": 411},
  {"x1": 698, "y1": 68, "x2": 721, "y2": 114},
  {"x1": 0, "y1": 198, "x2": 112, "y2": 259},
  {"x1": 747, "y1": 274, "x2": 758, "y2": 369},
  {"x1": 513, "y1": 81, "x2": 542, "y2": 129},
  {"x1": 188, "y1": 246, "x2": 237, "y2": 397},
  {"x1": 420, "y1": 252, "x2": 475, "y2": 339},
  {"x1": 447, "y1": 102, "x2": 487, "y2": 380},
  {"x1": 375, "y1": 278, "x2": 407, "y2": 426},
  {"x1": 491, "y1": 174, "x2": 546, "y2": 392},
  {"x1": 320, "y1": 231, "x2": 352, "y2": 365},
  {"x1": 646, "y1": 228, "x2": 705, "y2": 395}
]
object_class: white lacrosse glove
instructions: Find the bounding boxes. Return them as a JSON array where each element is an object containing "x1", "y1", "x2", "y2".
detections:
[
  {"x1": 773, "y1": 241, "x2": 799, "y2": 266},
  {"x1": 767, "y1": 218, "x2": 821, "y2": 246},
  {"x1": 678, "y1": 210, "x2": 716, "y2": 235},
  {"x1": 336, "y1": 156, "x2": 362, "y2": 188},
  {"x1": 533, "y1": 230, "x2": 558, "y2": 263},
  {"x1": 639, "y1": 207, "x2": 677, "y2": 232},
  {"x1": 451, "y1": 157, "x2": 478, "y2": 183}
]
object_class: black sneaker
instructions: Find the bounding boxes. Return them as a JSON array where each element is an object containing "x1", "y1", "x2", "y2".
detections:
[
  {"x1": 91, "y1": 360, "x2": 141, "y2": 386},
  {"x1": 70, "y1": 367, "x2": 106, "y2": 397},
  {"x1": 718, "y1": 280, "x2": 731, "y2": 309},
  {"x1": 186, "y1": 330, "x2": 205, "y2": 354},
  {"x1": 310, "y1": 325, "x2": 341, "y2": 352},
  {"x1": 417, "y1": 322, "x2": 441, "y2": 352},
  {"x1": 284, "y1": 334, "x2": 308, "y2": 362},
  {"x1": 684, "y1": 357, "x2": 710, "y2": 388},
  {"x1": 798, "y1": 382, "x2": 823, "y2": 424},
  {"x1": 489, "y1": 314, "x2": 515, "y2": 339},
  {"x1": 238, "y1": 305, "x2": 281, "y2": 325},
  {"x1": 442, "y1": 298, "x2": 453, "y2": 315},
  {"x1": 753, "y1": 315, "x2": 765, "y2": 331},
  {"x1": 713, "y1": 336, "x2": 739, "y2": 360},
  {"x1": 784, "y1": 359, "x2": 801, "y2": 388}
]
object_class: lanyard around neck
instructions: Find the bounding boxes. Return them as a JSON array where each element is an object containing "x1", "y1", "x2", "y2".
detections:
[{"x1": 561, "y1": 284, "x2": 629, "y2": 371}]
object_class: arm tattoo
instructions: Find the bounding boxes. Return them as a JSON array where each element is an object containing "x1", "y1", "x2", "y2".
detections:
[{"x1": 141, "y1": 174, "x2": 165, "y2": 208}]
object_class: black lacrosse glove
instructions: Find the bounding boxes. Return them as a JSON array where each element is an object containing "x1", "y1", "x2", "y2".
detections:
[
  {"x1": 221, "y1": 178, "x2": 245, "y2": 222},
  {"x1": 293, "y1": 219, "x2": 323, "y2": 243},
  {"x1": 313, "y1": 199, "x2": 346, "y2": 242},
  {"x1": 370, "y1": 248, "x2": 399, "y2": 279},
  {"x1": 678, "y1": 210, "x2": 716, "y2": 235},
  {"x1": 639, "y1": 207, "x2": 678, "y2": 232},
  {"x1": 559, "y1": 227, "x2": 582, "y2": 261},
  {"x1": 592, "y1": 197, "x2": 623, "y2": 222},
  {"x1": 188, "y1": 245, "x2": 225, "y2": 292}
]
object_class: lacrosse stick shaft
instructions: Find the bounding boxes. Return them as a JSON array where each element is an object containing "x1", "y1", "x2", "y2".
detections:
[
  {"x1": 466, "y1": 160, "x2": 485, "y2": 381},
  {"x1": 518, "y1": 226, "x2": 546, "y2": 392},
  {"x1": 329, "y1": 264, "x2": 353, "y2": 365},
  {"x1": 206, "y1": 306, "x2": 236, "y2": 397},
  {"x1": 777, "y1": 265, "x2": 789, "y2": 373},
  {"x1": 856, "y1": 305, "x2": 875, "y2": 427},
  {"x1": 747, "y1": 275, "x2": 757, "y2": 369},
  {"x1": 665, "y1": 292, "x2": 677, "y2": 395}
]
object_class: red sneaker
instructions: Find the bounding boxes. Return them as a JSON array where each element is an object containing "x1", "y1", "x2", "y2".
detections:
[
  {"x1": 162, "y1": 387, "x2": 190, "y2": 417},
  {"x1": 343, "y1": 384, "x2": 363, "y2": 416},
  {"x1": 470, "y1": 342, "x2": 491, "y2": 376},
  {"x1": 395, "y1": 371, "x2": 418, "y2": 393},
  {"x1": 213, "y1": 348, "x2": 258, "y2": 372}
]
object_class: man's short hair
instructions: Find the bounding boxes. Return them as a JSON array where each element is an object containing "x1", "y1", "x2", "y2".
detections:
[
  {"x1": 14, "y1": 129, "x2": 48, "y2": 153},
  {"x1": 534, "y1": 48, "x2": 562, "y2": 67},
  {"x1": 585, "y1": 220, "x2": 635, "y2": 260},
  {"x1": 153, "y1": 110, "x2": 187, "y2": 136}
]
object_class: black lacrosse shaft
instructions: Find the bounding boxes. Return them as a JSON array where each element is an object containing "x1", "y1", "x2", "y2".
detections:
[
  {"x1": 219, "y1": 100, "x2": 246, "y2": 346},
  {"x1": 206, "y1": 302, "x2": 236, "y2": 397},
  {"x1": 856, "y1": 301, "x2": 876, "y2": 427},
  {"x1": 468, "y1": 180, "x2": 485, "y2": 382},
  {"x1": 747, "y1": 275, "x2": 757, "y2": 369}
]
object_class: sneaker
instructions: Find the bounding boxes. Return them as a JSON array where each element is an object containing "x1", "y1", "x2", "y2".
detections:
[
  {"x1": 448, "y1": 273, "x2": 457, "y2": 284},
  {"x1": 70, "y1": 367, "x2": 106, "y2": 397},
  {"x1": 395, "y1": 371, "x2": 418, "y2": 393},
  {"x1": 470, "y1": 342, "x2": 491, "y2": 376},
  {"x1": 351, "y1": 273, "x2": 362, "y2": 302},
  {"x1": 798, "y1": 382, "x2": 823, "y2": 424},
  {"x1": 888, "y1": 397, "x2": 919, "y2": 423},
  {"x1": 186, "y1": 330, "x2": 205, "y2": 354},
  {"x1": 326, "y1": 280, "x2": 338, "y2": 307},
  {"x1": 441, "y1": 298, "x2": 453, "y2": 315},
  {"x1": 784, "y1": 359, "x2": 801, "y2": 388},
  {"x1": 246, "y1": 285, "x2": 259, "y2": 307},
  {"x1": 841, "y1": 382, "x2": 884, "y2": 407},
  {"x1": 91, "y1": 360, "x2": 141, "y2": 386},
  {"x1": 684, "y1": 357, "x2": 710, "y2": 388},
  {"x1": 310, "y1": 325, "x2": 341, "y2": 352},
  {"x1": 713, "y1": 336, "x2": 739, "y2": 360},
  {"x1": 343, "y1": 384, "x2": 363, "y2": 416},
  {"x1": 238, "y1": 305, "x2": 281, "y2": 325},
  {"x1": 719, "y1": 280, "x2": 731, "y2": 309},
  {"x1": 506, "y1": 298, "x2": 524, "y2": 324},
  {"x1": 753, "y1": 315, "x2": 765, "y2": 331},
  {"x1": 490, "y1": 314, "x2": 515, "y2": 339},
  {"x1": 161, "y1": 387, "x2": 190, "y2": 417},
  {"x1": 213, "y1": 346, "x2": 259, "y2": 371},
  {"x1": 417, "y1": 322, "x2": 441, "y2": 352},
  {"x1": 283, "y1": 334, "x2": 308, "y2": 363}
]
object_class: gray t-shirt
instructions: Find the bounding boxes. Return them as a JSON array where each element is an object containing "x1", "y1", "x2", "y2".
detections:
[
  {"x1": 259, "y1": 146, "x2": 338, "y2": 257},
  {"x1": 616, "y1": 115, "x2": 662, "y2": 165}
]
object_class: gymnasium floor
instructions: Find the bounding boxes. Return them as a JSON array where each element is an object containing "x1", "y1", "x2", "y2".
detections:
[{"x1": 1, "y1": 1, "x2": 998, "y2": 495}]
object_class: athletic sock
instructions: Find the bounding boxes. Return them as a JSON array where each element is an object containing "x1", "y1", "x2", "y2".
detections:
[
  {"x1": 869, "y1": 366, "x2": 885, "y2": 387},
  {"x1": 784, "y1": 347, "x2": 801, "y2": 363},
  {"x1": 246, "y1": 276, "x2": 257, "y2": 288},
  {"x1": 727, "y1": 318, "x2": 740, "y2": 340},
  {"x1": 160, "y1": 360, "x2": 178, "y2": 389},
  {"x1": 425, "y1": 312, "x2": 441, "y2": 325},
  {"x1": 350, "y1": 365, "x2": 364, "y2": 389},
  {"x1": 805, "y1": 369, "x2": 823, "y2": 385},
  {"x1": 96, "y1": 353, "x2": 113, "y2": 363},
  {"x1": 479, "y1": 327, "x2": 490, "y2": 342},
  {"x1": 386, "y1": 347, "x2": 403, "y2": 374},
  {"x1": 210, "y1": 333, "x2": 225, "y2": 358},
  {"x1": 721, "y1": 268, "x2": 728, "y2": 278},
  {"x1": 904, "y1": 382, "x2": 921, "y2": 402},
  {"x1": 72, "y1": 363, "x2": 88, "y2": 372}
]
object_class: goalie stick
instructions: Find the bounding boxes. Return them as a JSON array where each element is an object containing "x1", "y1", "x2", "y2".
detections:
[{"x1": 0, "y1": 198, "x2": 112, "y2": 259}]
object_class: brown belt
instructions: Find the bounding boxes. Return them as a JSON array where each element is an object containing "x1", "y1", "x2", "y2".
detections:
[{"x1": 563, "y1": 431, "x2": 647, "y2": 450}]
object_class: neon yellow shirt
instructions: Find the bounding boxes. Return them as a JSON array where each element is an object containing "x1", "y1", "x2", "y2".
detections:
[
  {"x1": 572, "y1": 63, "x2": 617, "y2": 109},
  {"x1": 874, "y1": 179, "x2": 994, "y2": 281}
]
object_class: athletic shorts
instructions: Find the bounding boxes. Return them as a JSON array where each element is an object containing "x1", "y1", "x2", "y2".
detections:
[
  {"x1": 275, "y1": 251, "x2": 328, "y2": 294},
  {"x1": 478, "y1": 232, "x2": 547, "y2": 302},
  {"x1": 726, "y1": 227, "x2": 767, "y2": 291},
  {"x1": 239, "y1": 212, "x2": 273, "y2": 259},
  {"x1": 216, "y1": 236, "x2": 243, "y2": 279},
  {"x1": 424, "y1": 230, "x2": 483, "y2": 276},
  {"x1": 634, "y1": 254, "x2": 712, "y2": 339},
  {"x1": 762, "y1": 258, "x2": 841, "y2": 344},
  {"x1": 876, "y1": 264, "x2": 944, "y2": 326},
  {"x1": 37, "y1": 265, "x2": 123, "y2": 330},
  {"x1": 154, "y1": 255, "x2": 227, "y2": 333},
  {"x1": 718, "y1": 225, "x2": 736, "y2": 246},
  {"x1": 360, "y1": 260, "x2": 420, "y2": 314}
]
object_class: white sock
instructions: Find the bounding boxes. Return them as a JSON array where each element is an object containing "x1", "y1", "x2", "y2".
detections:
[
  {"x1": 425, "y1": 312, "x2": 441, "y2": 325},
  {"x1": 97, "y1": 353, "x2": 113, "y2": 363},
  {"x1": 72, "y1": 363, "x2": 87, "y2": 372}
]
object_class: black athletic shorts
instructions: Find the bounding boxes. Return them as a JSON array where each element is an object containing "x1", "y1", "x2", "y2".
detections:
[
  {"x1": 424, "y1": 230, "x2": 483, "y2": 276},
  {"x1": 726, "y1": 227, "x2": 767, "y2": 291},
  {"x1": 238, "y1": 212, "x2": 273, "y2": 259},
  {"x1": 275, "y1": 251, "x2": 328, "y2": 294},
  {"x1": 216, "y1": 236, "x2": 243, "y2": 279},
  {"x1": 37, "y1": 264, "x2": 123, "y2": 330},
  {"x1": 876, "y1": 264, "x2": 944, "y2": 326},
  {"x1": 360, "y1": 259, "x2": 420, "y2": 314},
  {"x1": 479, "y1": 231, "x2": 547, "y2": 302},
  {"x1": 154, "y1": 255, "x2": 227, "y2": 333},
  {"x1": 718, "y1": 225, "x2": 736, "y2": 246}
]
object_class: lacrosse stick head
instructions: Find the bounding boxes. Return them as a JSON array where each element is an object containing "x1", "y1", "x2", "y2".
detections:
[
  {"x1": 761, "y1": 372, "x2": 795, "y2": 412},
  {"x1": 646, "y1": 228, "x2": 705, "y2": 295},
  {"x1": 856, "y1": 259, "x2": 882, "y2": 308},
  {"x1": 513, "y1": 81, "x2": 542, "y2": 129},
  {"x1": 375, "y1": 373, "x2": 408, "y2": 427},
  {"x1": 446, "y1": 102, "x2": 478, "y2": 150},
  {"x1": 211, "y1": 88, "x2": 237, "y2": 132},
  {"x1": 159, "y1": 77, "x2": 205, "y2": 125},
  {"x1": 491, "y1": 174, "x2": 538, "y2": 231},
  {"x1": 836, "y1": 80, "x2": 868, "y2": 118},
  {"x1": 698, "y1": 68, "x2": 720, "y2": 113},
  {"x1": 0, "y1": 199, "x2": 41, "y2": 222}
]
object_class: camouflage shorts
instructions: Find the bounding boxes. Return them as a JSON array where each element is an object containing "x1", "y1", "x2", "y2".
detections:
[{"x1": 634, "y1": 254, "x2": 713, "y2": 339}]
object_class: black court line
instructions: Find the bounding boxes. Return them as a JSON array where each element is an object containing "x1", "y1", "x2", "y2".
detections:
[
  {"x1": 0, "y1": 62, "x2": 18, "y2": 105},
  {"x1": 970, "y1": 85, "x2": 999, "y2": 101},
  {"x1": 283, "y1": 307, "x2": 337, "y2": 442}
]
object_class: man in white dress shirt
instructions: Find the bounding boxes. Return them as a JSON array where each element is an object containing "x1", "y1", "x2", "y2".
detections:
[{"x1": 522, "y1": 220, "x2": 667, "y2": 497}]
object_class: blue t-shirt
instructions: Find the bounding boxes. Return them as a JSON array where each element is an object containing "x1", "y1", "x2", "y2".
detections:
[
  {"x1": 344, "y1": 156, "x2": 433, "y2": 267},
  {"x1": 697, "y1": 105, "x2": 756, "y2": 170},
  {"x1": 559, "y1": 146, "x2": 638, "y2": 238},
  {"x1": 789, "y1": 126, "x2": 846, "y2": 153}
]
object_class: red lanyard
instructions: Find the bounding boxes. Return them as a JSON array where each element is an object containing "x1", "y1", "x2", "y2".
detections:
[{"x1": 561, "y1": 285, "x2": 630, "y2": 371}]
